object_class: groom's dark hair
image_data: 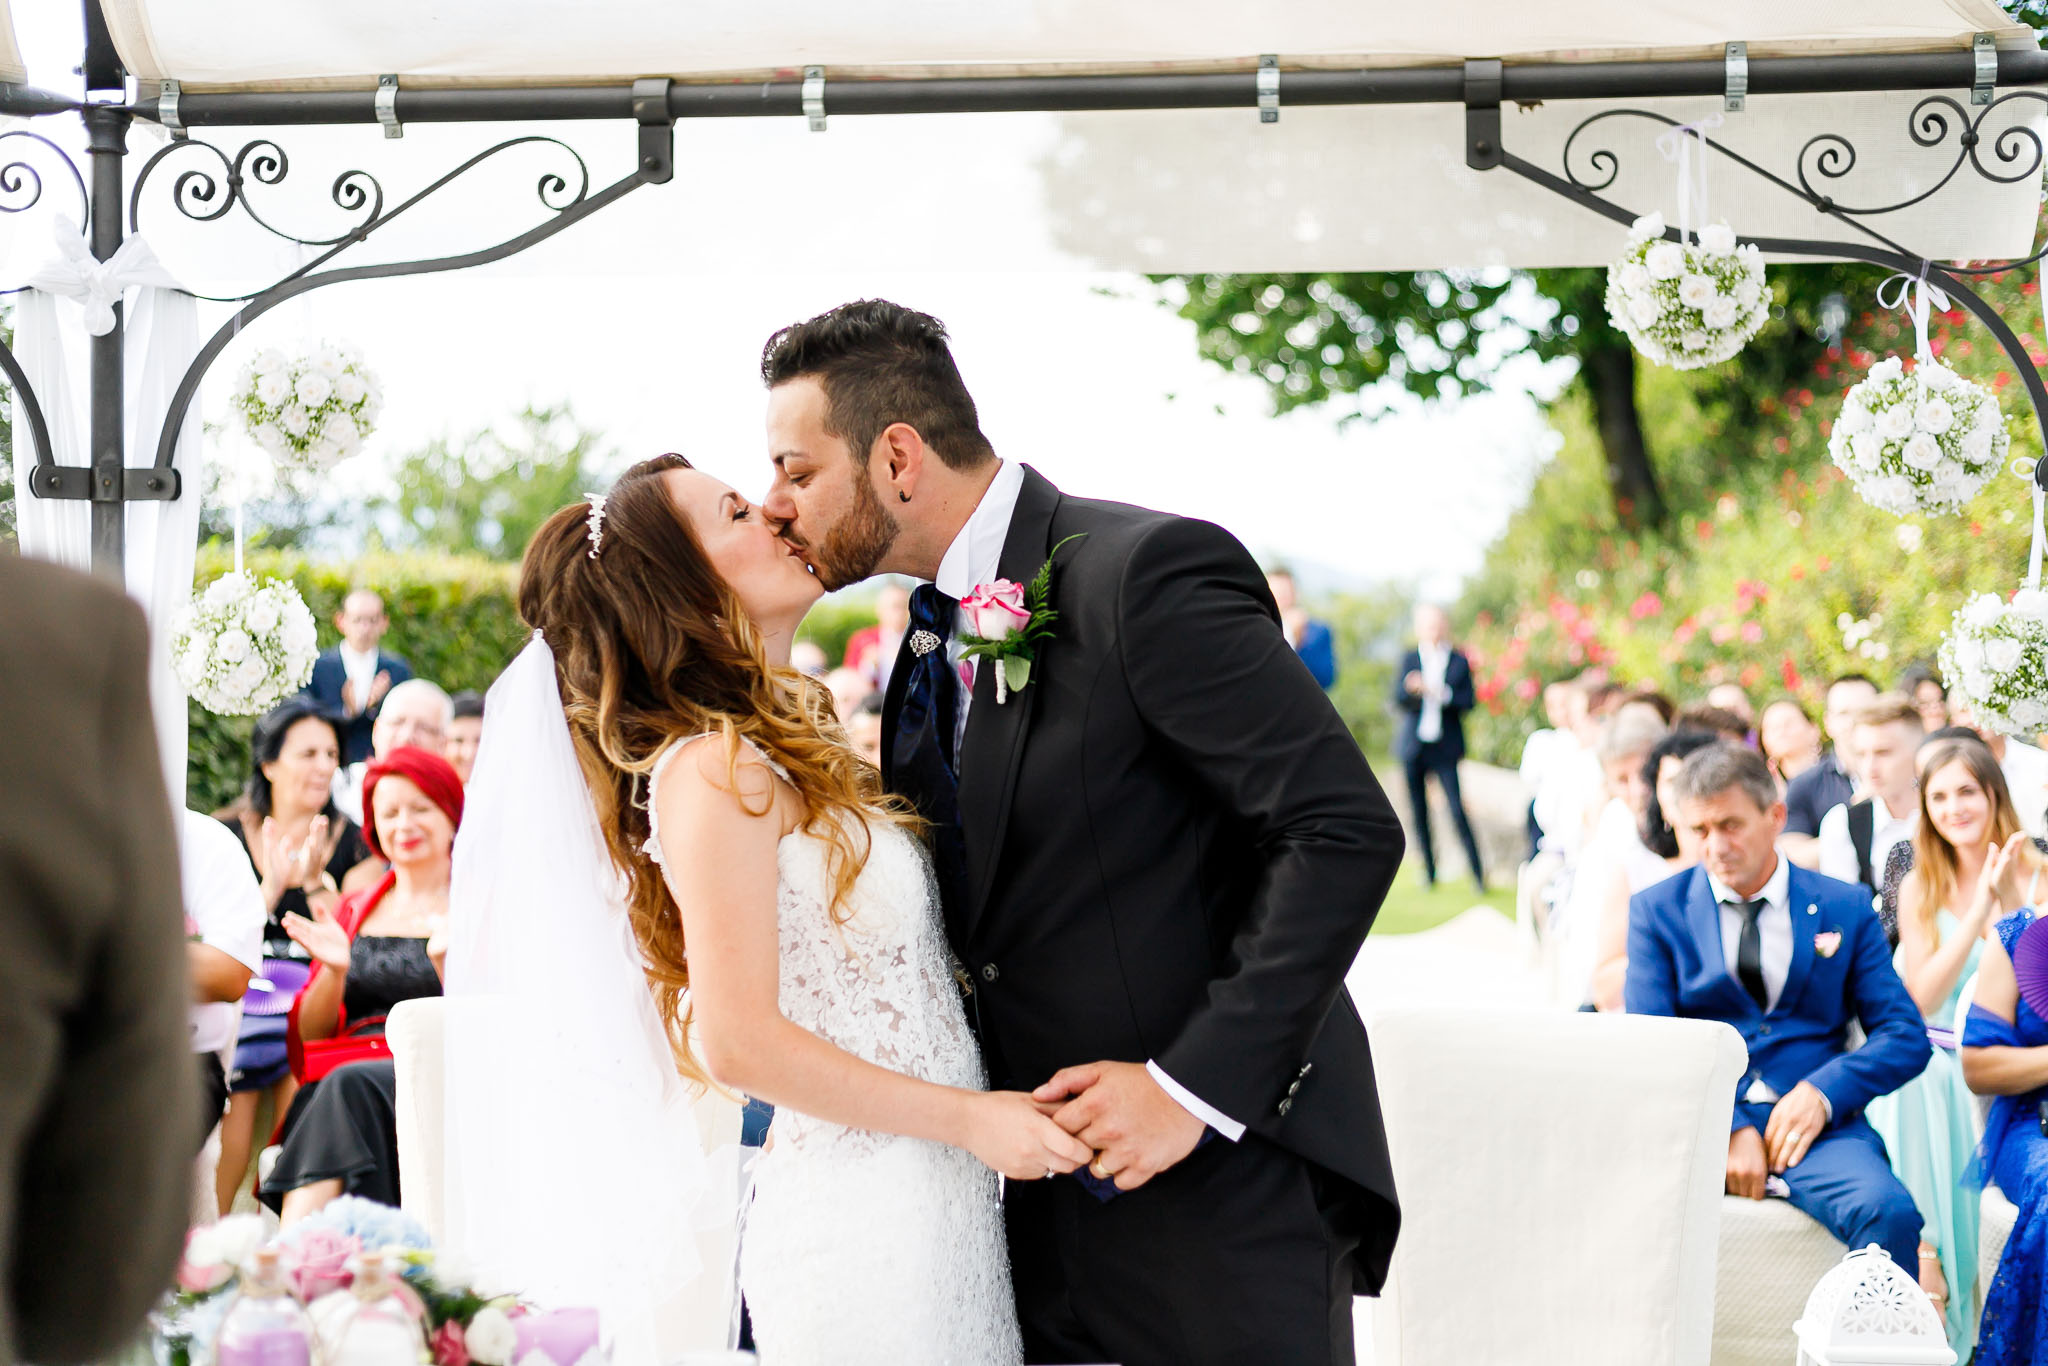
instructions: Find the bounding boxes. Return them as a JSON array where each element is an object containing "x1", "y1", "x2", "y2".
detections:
[{"x1": 761, "y1": 299, "x2": 995, "y2": 472}]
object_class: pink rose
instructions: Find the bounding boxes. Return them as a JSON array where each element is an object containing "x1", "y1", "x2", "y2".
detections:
[
  {"x1": 282, "y1": 1228, "x2": 360, "y2": 1302},
  {"x1": 430, "y1": 1321, "x2": 471, "y2": 1366},
  {"x1": 175, "y1": 1229, "x2": 233, "y2": 1294},
  {"x1": 962, "y1": 580, "x2": 1029, "y2": 642}
]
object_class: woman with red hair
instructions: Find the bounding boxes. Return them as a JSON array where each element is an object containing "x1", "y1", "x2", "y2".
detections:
[{"x1": 260, "y1": 746, "x2": 463, "y2": 1223}]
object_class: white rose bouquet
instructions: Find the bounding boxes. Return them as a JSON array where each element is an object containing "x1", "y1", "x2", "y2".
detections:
[
  {"x1": 1604, "y1": 214, "x2": 1770, "y2": 370},
  {"x1": 1828, "y1": 353, "x2": 2007, "y2": 517},
  {"x1": 233, "y1": 342, "x2": 382, "y2": 473},
  {"x1": 1939, "y1": 589, "x2": 2048, "y2": 737},
  {"x1": 171, "y1": 571, "x2": 319, "y2": 716}
]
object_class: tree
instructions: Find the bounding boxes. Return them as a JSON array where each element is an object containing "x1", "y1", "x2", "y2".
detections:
[
  {"x1": 368, "y1": 403, "x2": 622, "y2": 560},
  {"x1": 1155, "y1": 264, "x2": 1867, "y2": 531}
]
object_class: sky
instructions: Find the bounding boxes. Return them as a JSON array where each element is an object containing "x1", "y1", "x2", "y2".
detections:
[{"x1": 9, "y1": 6, "x2": 1560, "y2": 601}]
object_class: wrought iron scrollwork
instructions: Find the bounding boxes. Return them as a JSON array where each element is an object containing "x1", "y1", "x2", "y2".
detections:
[
  {"x1": 1504, "y1": 90, "x2": 2048, "y2": 489},
  {"x1": 128, "y1": 133, "x2": 594, "y2": 302}
]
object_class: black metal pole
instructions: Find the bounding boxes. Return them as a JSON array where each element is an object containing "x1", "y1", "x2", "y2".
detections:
[
  {"x1": 153, "y1": 46, "x2": 2048, "y2": 129},
  {"x1": 84, "y1": 101, "x2": 129, "y2": 580}
]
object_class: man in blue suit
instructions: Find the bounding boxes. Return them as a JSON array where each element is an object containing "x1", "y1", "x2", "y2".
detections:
[
  {"x1": 302, "y1": 588, "x2": 411, "y2": 765},
  {"x1": 1627, "y1": 742, "x2": 1929, "y2": 1270}
]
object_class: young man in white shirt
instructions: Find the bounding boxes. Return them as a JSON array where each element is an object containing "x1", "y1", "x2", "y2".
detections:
[
  {"x1": 1818, "y1": 696, "x2": 1925, "y2": 902},
  {"x1": 180, "y1": 810, "x2": 266, "y2": 1151}
]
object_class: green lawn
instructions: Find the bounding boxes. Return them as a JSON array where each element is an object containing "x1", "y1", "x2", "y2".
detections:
[{"x1": 1371, "y1": 867, "x2": 1516, "y2": 936}]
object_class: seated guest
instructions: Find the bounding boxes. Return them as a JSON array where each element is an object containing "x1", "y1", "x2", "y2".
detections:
[
  {"x1": 303, "y1": 588, "x2": 412, "y2": 766},
  {"x1": 1874, "y1": 738, "x2": 2047, "y2": 1347},
  {"x1": 843, "y1": 582, "x2": 910, "y2": 691},
  {"x1": 1558, "y1": 711, "x2": 1666, "y2": 1009},
  {"x1": 334, "y1": 678, "x2": 453, "y2": 826},
  {"x1": 216, "y1": 696, "x2": 372, "y2": 1215},
  {"x1": 261, "y1": 747, "x2": 462, "y2": 1223},
  {"x1": 1590, "y1": 727, "x2": 1720, "y2": 1012},
  {"x1": 1761, "y1": 697, "x2": 1824, "y2": 787},
  {"x1": 1818, "y1": 696, "x2": 1924, "y2": 911},
  {"x1": 445, "y1": 690, "x2": 484, "y2": 785},
  {"x1": 1267, "y1": 567, "x2": 1338, "y2": 690},
  {"x1": 845, "y1": 690, "x2": 885, "y2": 767},
  {"x1": 1782, "y1": 673, "x2": 1881, "y2": 866},
  {"x1": 1675, "y1": 704, "x2": 1750, "y2": 745},
  {"x1": 1960, "y1": 882, "x2": 2048, "y2": 1364},
  {"x1": 1706, "y1": 684, "x2": 1755, "y2": 733},
  {"x1": 1901, "y1": 665, "x2": 1951, "y2": 734},
  {"x1": 180, "y1": 810, "x2": 265, "y2": 1153},
  {"x1": 1952, "y1": 699, "x2": 2048, "y2": 841},
  {"x1": 1519, "y1": 681, "x2": 1579, "y2": 860},
  {"x1": 1627, "y1": 743, "x2": 1931, "y2": 1293}
]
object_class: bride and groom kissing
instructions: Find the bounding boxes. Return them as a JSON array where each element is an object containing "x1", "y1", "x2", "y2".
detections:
[{"x1": 494, "y1": 299, "x2": 1404, "y2": 1365}]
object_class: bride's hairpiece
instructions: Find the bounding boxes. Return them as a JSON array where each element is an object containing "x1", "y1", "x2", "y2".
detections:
[{"x1": 584, "y1": 491, "x2": 608, "y2": 559}]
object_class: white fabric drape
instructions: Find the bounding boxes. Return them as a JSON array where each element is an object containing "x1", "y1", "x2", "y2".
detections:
[
  {"x1": 442, "y1": 636, "x2": 708, "y2": 1366},
  {"x1": 11, "y1": 219, "x2": 203, "y2": 804}
]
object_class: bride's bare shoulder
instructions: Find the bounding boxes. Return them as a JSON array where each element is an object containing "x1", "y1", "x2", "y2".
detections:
[{"x1": 654, "y1": 733, "x2": 798, "y2": 827}]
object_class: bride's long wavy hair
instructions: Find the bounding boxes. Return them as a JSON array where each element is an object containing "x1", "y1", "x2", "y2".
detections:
[{"x1": 518, "y1": 452, "x2": 916, "y2": 1085}]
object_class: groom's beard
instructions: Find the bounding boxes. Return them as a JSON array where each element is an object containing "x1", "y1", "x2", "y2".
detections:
[{"x1": 809, "y1": 474, "x2": 900, "y2": 592}]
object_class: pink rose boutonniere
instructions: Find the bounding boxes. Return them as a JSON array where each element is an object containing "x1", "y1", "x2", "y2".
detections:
[
  {"x1": 957, "y1": 535, "x2": 1084, "y2": 704},
  {"x1": 1814, "y1": 930, "x2": 1842, "y2": 959}
]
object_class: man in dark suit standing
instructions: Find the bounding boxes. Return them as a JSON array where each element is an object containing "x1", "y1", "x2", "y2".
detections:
[
  {"x1": 1392, "y1": 604, "x2": 1486, "y2": 894},
  {"x1": 762, "y1": 299, "x2": 1403, "y2": 1366},
  {"x1": 302, "y1": 588, "x2": 411, "y2": 764},
  {"x1": 0, "y1": 555, "x2": 196, "y2": 1365},
  {"x1": 1627, "y1": 743, "x2": 1928, "y2": 1272}
]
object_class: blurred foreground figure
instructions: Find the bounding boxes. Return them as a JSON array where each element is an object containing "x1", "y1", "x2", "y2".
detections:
[{"x1": 0, "y1": 556, "x2": 195, "y2": 1364}]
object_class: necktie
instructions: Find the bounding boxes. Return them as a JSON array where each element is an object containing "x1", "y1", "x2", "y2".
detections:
[
  {"x1": 1733, "y1": 898, "x2": 1769, "y2": 1010},
  {"x1": 891, "y1": 584, "x2": 969, "y2": 922}
]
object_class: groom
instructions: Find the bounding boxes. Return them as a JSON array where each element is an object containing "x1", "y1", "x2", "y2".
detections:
[{"x1": 761, "y1": 300, "x2": 1403, "y2": 1365}]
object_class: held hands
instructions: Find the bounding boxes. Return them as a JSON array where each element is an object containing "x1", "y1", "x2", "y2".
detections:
[
  {"x1": 961, "y1": 1091, "x2": 1092, "y2": 1182},
  {"x1": 1726, "y1": 1126, "x2": 1768, "y2": 1200},
  {"x1": 1403, "y1": 670, "x2": 1425, "y2": 697},
  {"x1": 1033, "y1": 1061, "x2": 1207, "y2": 1193},
  {"x1": 1763, "y1": 1081, "x2": 1830, "y2": 1174},
  {"x1": 339, "y1": 670, "x2": 393, "y2": 718},
  {"x1": 283, "y1": 900, "x2": 352, "y2": 972}
]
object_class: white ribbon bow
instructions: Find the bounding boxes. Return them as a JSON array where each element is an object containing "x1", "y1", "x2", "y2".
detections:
[
  {"x1": 1876, "y1": 265, "x2": 1952, "y2": 363},
  {"x1": 1656, "y1": 113, "x2": 1724, "y2": 243},
  {"x1": 24, "y1": 216, "x2": 180, "y2": 337}
]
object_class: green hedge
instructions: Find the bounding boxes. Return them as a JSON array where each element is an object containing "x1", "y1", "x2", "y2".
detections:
[{"x1": 187, "y1": 546, "x2": 525, "y2": 812}]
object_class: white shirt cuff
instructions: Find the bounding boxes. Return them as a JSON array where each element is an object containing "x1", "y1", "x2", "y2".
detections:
[{"x1": 1146, "y1": 1061, "x2": 1247, "y2": 1142}]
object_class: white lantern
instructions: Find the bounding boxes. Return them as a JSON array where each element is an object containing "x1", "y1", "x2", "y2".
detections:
[{"x1": 1793, "y1": 1245, "x2": 1955, "y2": 1366}]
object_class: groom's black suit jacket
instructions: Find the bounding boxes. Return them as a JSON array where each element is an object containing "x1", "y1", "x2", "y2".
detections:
[{"x1": 883, "y1": 466, "x2": 1404, "y2": 1292}]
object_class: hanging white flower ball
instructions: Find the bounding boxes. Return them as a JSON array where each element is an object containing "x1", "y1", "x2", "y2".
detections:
[
  {"x1": 1605, "y1": 214, "x2": 1770, "y2": 369},
  {"x1": 1829, "y1": 355, "x2": 2006, "y2": 516},
  {"x1": 233, "y1": 341, "x2": 381, "y2": 474},
  {"x1": 170, "y1": 572, "x2": 320, "y2": 716},
  {"x1": 1940, "y1": 590, "x2": 2048, "y2": 737}
]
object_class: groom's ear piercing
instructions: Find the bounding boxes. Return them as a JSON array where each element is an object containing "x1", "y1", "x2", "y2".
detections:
[{"x1": 899, "y1": 491, "x2": 911, "y2": 503}]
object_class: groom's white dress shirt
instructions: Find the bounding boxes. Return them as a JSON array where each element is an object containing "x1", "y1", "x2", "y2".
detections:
[{"x1": 929, "y1": 459, "x2": 1247, "y2": 1142}]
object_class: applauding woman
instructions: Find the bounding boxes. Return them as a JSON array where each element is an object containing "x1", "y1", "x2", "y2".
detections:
[
  {"x1": 260, "y1": 747, "x2": 462, "y2": 1223},
  {"x1": 1879, "y1": 737, "x2": 2046, "y2": 1347}
]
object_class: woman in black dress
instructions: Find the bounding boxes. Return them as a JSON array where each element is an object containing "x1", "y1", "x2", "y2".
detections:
[
  {"x1": 215, "y1": 697, "x2": 372, "y2": 1215},
  {"x1": 262, "y1": 745, "x2": 463, "y2": 1223}
]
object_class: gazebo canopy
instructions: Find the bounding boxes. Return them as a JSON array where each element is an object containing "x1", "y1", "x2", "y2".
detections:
[{"x1": 92, "y1": 0, "x2": 2037, "y2": 88}]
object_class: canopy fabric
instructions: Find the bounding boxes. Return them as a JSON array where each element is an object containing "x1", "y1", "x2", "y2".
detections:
[
  {"x1": 104, "y1": 0, "x2": 2033, "y2": 91},
  {"x1": 0, "y1": 1, "x2": 22, "y2": 86}
]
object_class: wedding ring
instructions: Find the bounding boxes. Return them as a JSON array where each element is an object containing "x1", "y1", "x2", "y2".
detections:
[
  {"x1": 1088, "y1": 1155, "x2": 1114, "y2": 1180},
  {"x1": 1042, "y1": 1169, "x2": 1056, "y2": 1180}
]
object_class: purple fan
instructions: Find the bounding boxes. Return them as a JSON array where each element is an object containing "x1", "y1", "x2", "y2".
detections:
[
  {"x1": 2014, "y1": 917, "x2": 2048, "y2": 1024},
  {"x1": 241, "y1": 957, "x2": 311, "y2": 1017}
]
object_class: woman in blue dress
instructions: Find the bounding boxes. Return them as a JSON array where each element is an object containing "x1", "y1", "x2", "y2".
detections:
[
  {"x1": 1878, "y1": 738, "x2": 2046, "y2": 1347},
  {"x1": 1961, "y1": 854, "x2": 2048, "y2": 1364}
]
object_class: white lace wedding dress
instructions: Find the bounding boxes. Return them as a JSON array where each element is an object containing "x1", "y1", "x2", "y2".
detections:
[{"x1": 647, "y1": 737, "x2": 1021, "y2": 1366}]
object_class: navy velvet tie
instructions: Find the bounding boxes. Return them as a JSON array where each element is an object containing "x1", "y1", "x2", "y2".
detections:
[
  {"x1": 1733, "y1": 898, "x2": 1769, "y2": 1010},
  {"x1": 894, "y1": 584, "x2": 969, "y2": 919}
]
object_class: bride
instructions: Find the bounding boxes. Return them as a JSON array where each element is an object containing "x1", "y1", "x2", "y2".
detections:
[{"x1": 445, "y1": 452, "x2": 1089, "y2": 1365}]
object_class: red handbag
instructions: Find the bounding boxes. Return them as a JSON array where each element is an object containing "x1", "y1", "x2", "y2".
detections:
[{"x1": 287, "y1": 870, "x2": 399, "y2": 1084}]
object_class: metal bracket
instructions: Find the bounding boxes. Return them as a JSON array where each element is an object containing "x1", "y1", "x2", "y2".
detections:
[
  {"x1": 156, "y1": 77, "x2": 186, "y2": 139},
  {"x1": 31, "y1": 464, "x2": 179, "y2": 501},
  {"x1": 1464, "y1": 59, "x2": 1503, "y2": 170},
  {"x1": 1257, "y1": 55, "x2": 1280, "y2": 124},
  {"x1": 1973, "y1": 33, "x2": 1998, "y2": 106},
  {"x1": 376, "y1": 74, "x2": 403, "y2": 138},
  {"x1": 803, "y1": 66, "x2": 827, "y2": 132},
  {"x1": 632, "y1": 77, "x2": 674, "y2": 184},
  {"x1": 1724, "y1": 42, "x2": 1748, "y2": 113}
]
